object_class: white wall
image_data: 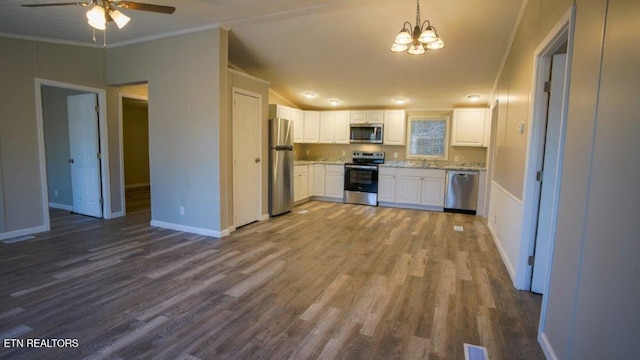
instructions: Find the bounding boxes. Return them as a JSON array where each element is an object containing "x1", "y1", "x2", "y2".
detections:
[
  {"x1": 0, "y1": 37, "x2": 105, "y2": 239},
  {"x1": 541, "y1": 0, "x2": 640, "y2": 358},
  {"x1": 106, "y1": 28, "x2": 229, "y2": 236}
]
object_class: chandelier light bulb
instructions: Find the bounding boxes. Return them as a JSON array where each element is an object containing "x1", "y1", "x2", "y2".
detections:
[
  {"x1": 418, "y1": 27, "x2": 437, "y2": 43},
  {"x1": 408, "y1": 43, "x2": 425, "y2": 55},
  {"x1": 394, "y1": 28, "x2": 413, "y2": 45},
  {"x1": 390, "y1": 43, "x2": 410, "y2": 52},
  {"x1": 426, "y1": 38, "x2": 445, "y2": 49}
]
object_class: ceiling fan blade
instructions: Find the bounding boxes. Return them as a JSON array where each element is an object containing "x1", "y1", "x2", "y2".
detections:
[
  {"x1": 21, "y1": 2, "x2": 88, "y2": 7},
  {"x1": 116, "y1": 1, "x2": 175, "y2": 14}
]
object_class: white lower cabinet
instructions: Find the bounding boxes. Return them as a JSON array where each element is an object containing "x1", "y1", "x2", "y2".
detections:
[
  {"x1": 393, "y1": 168, "x2": 446, "y2": 208},
  {"x1": 313, "y1": 164, "x2": 326, "y2": 196},
  {"x1": 325, "y1": 165, "x2": 344, "y2": 199},
  {"x1": 378, "y1": 167, "x2": 397, "y2": 202},
  {"x1": 293, "y1": 165, "x2": 309, "y2": 202}
]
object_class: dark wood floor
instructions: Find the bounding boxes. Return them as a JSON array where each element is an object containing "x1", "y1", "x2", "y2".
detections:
[{"x1": 0, "y1": 199, "x2": 544, "y2": 360}]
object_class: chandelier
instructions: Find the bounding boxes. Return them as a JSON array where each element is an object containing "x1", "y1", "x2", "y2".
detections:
[{"x1": 391, "y1": 0, "x2": 445, "y2": 55}]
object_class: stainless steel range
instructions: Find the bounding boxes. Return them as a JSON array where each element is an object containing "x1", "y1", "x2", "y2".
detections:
[{"x1": 344, "y1": 151, "x2": 384, "y2": 206}]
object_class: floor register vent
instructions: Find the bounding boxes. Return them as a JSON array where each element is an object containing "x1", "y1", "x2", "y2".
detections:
[{"x1": 464, "y1": 343, "x2": 489, "y2": 360}]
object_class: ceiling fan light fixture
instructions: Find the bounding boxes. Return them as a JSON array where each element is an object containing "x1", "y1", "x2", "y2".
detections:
[
  {"x1": 86, "y1": 5, "x2": 106, "y2": 30},
  {"x1": 110, "y1": 9, "x2": 131, "y2": 29}
]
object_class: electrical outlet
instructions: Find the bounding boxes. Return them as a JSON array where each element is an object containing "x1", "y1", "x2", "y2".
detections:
[
  {"x1": 54, "y1": 189, "x2": 58, "y2": 197},
  {"x1": 306, "y1": 149, "x2": 310, "y2": 156},
  {"x1": 341, "y1": 150, "x2": 346, "y2": 157},
  {"x1": 179, "y1": 206, "x2": 185, "y2": 216},
  {"x1": 393, "y1": 152, "x2": 398, "y2": 158},
  {"x1": 454, "y1": 155, "x2": 459, "y2": 162}
]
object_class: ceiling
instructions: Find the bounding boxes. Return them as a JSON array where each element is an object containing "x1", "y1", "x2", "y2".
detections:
[{"x1": 0, "y1": 0, "x2": 524, "y2": 110}]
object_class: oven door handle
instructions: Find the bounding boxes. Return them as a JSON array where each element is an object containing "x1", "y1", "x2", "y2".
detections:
[{"x1": 345, "y1": 165, "x2": 378, "y2": 170}]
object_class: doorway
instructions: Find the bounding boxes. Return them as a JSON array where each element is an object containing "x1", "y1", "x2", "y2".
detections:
[
  {"x1": 232, "y1": 88, "x2": 262, "y2": 228},
  {"x1": 36, "y1": 79, "x2": 111, "y2": 228},
  {"x1": 520, "y1": 8, "x2": 574, "y2": 297},
  {"x1": 120, "y1": 93, "x2": 150, "y2": 214}
]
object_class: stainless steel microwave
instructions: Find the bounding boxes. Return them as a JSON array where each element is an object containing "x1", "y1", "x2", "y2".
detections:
[{"x1": 349, "y1": 124, "x2": 383, "y2": 143}]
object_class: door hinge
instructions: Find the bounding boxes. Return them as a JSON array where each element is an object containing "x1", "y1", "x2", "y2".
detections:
[
  {"x1": 536, "y1": 170, "x2": 543, "y2": 182},
  {"x1": 543, "y1": 81, "x2": 551, "y2": 93},
  {"x1": 528, "y1": 255, "x2": 535, "y2": 266},
  {"x1": 95, "y1": 105, "x2": 100, "y2": 113},
  {"x1": 97, "y1": 153, "x2": 102, "y2": 159},
  {"x1": 99, "y1": 198, "x2": 104, "y2": 205}
]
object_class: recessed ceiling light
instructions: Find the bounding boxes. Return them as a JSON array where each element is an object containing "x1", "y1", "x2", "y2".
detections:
[
  {"x1": 329, "y1": 99, "x2": 340, "y2": 106},
  {"x1": 467, "y1": 95, "x2": 481, "y2": 102},
  {"x1": 393, "y1": 98, "x2": 407, "y2": 105},
  {"x1": 303, "y1": 92, "x2": 316, "y2": 99}
]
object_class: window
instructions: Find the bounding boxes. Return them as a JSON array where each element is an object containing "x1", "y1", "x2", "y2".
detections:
[{"x1": 406, "y1": 116, "x2": 449, "y2": 160}]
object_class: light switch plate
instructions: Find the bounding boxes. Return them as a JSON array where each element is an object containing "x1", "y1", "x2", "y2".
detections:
[{"x1": 454, "y1": 225, "x2": 464, "y2": 232}]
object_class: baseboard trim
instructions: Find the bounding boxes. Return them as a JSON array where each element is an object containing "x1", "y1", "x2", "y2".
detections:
[
  {"x1": 487, "y1": 221, "x2": 517, "y2": 283},
  {"x1": 49, "y1": 202, "x2": 73, "y2": 211},
  {"x1": 259, "y1": 213, "x2": 270, "y2": 221},
  {"x1": 0, "y1": 225, "x2": 49, "y2": 241},
  {"x1": 111, "y1": 211, "x2": 125, "y2": 218},
  {"x1": 149, "y1": 220, "x2": 226, "y2": 238},
  {"x1": 538, "y1": 332, "x2": 559, "y2": 360},
  {"x1": 125, "y1": 183, "x2": 150, "y2": 189}
]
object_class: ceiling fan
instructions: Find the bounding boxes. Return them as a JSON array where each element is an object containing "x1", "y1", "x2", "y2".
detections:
[{"x1": 22, "y1": 1, "x2": 176, "y2": 30}]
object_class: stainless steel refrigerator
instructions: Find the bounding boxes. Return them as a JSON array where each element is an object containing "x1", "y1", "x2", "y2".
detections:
[{"x1": 269, "y1": 118, "x2": 294, "y2": 216}]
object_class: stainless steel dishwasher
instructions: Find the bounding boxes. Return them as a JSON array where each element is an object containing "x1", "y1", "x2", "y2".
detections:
[{"x1": 444, "y1": 170, "x2": 479, "y2": 214}]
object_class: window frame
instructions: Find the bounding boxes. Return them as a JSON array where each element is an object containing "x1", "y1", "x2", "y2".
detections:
[{"x1": 405, "y1": 115, "x2": 450, "y2": 160}]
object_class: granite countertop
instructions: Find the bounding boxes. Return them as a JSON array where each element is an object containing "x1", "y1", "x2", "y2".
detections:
[
  {"x1": 381, "y1": 160, "x2": 486, "y2": 171},
  {"x1": 294, "y1": 158, "x2": 346, "y2": 165},
  {"x1": 295, "y1": 159, "x2": 486, "y2": 171}
]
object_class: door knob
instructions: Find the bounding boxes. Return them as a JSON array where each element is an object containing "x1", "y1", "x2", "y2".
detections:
[
  {"x1": 255, "y1": 158, "x2": 261, "y2": 163},
  {"x1": 68, "y1": 158, "x2": 74, "y2": 164}
]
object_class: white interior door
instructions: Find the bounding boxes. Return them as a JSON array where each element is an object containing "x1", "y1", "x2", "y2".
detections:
[
  {"x1": 531, "y1": 53, "x2": 567, "y2": 293},
  {"x1": 233, "y1": 90, "x2": 261, "y2": 227},
  {"x1": 68, "y1": 93, "x2": 103, "y2": 218}
]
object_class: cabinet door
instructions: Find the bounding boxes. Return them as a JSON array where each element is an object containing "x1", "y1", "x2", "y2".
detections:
[
  {"x1": 334, "y1": 111, "x2": 351, "y2": 144},
  {"x1": 291, "y1": 108, "x2": 304, "y2": 143},
  {"x1": 319, "y1": 111, "x2": 336, "y2": 143},
  {"x1": 278, "y1": 106, "x2": 292, "y2": 121},
  {"x1": 313, "y1": 164, "x2": 326, "y2": 196},
  {"x1": 420, "y1": 177, "x2": 445, "y2": 206},
  {"x1": 395, "y1": 175, "x2": 422, "y2": 204},
  {"x1": 300, "y1": 172, "x2": 309, "y2": 199},
  {"x1": 378, "y1": 174, "x2": 396, "y2": 202},
  {"x1": 452, "y1": 109, "x2": 486, "y2": 147},
  {"x1": 350, "y1": 111, "x2": 366, "y2": 124},
  {"x1": 325, "y1": 172, "x2": 344, "y2": 198},
  {"x1": 384, "y1": 110, "x2": 406, "y2": 145},
  {"x1": 366, "y1": 111, "x2": 384, "y2": 123},
  {"x1": 303, "y1": 111, "x2": 320, "y2": 143}
]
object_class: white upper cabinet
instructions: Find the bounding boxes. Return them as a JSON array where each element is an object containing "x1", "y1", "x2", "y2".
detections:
[
  {"x1": 303, "y1": 111, "x2": 320, "y2": 143},
  {"x1": 350, "y1": 110, "x2": 384, "y2": 124},
  {"x1": 291, "y1": 108, "x2": 304, "y2": 143},
  {"x1": 319, "y1": 111, "x2": 336, "y2": 143},
  {"x1": 319, "y1": 111, "x2": 350, "y2": 144},
  {"x1": 269, "y1": 104, "x2": 304, "y2": 143},
  {"x1": 334, "y1": 111, "x2": 350, "y2": 144},
  {"x1": 383, "y1": 110, "x2": 406, "y2": 145},
  {"x1": 451, "y1": 108, "x2": 489, "y2": 147}
]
